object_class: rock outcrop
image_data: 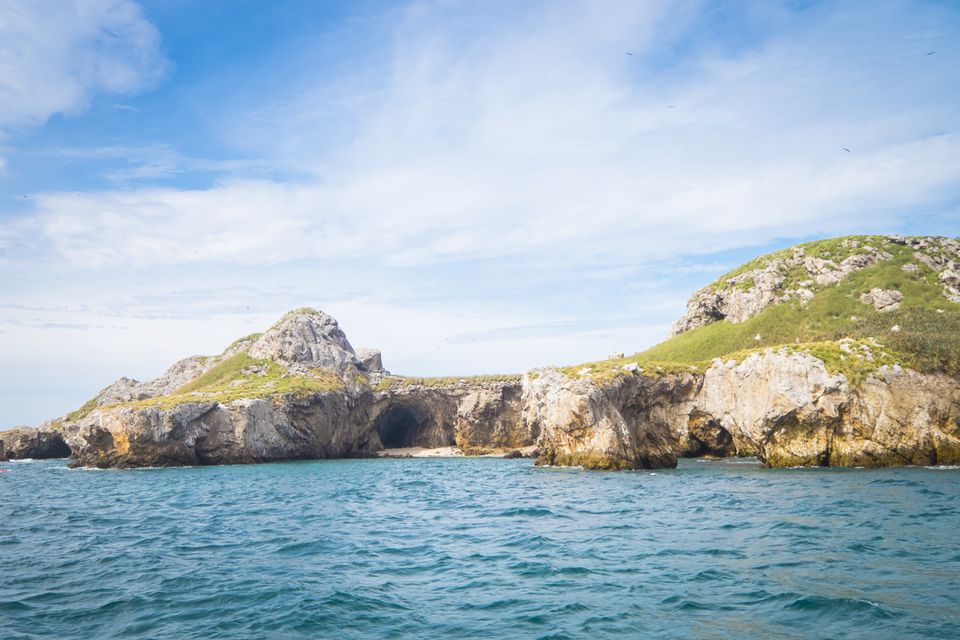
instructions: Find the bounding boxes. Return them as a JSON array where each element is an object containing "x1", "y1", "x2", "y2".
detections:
[
  {"x1": 522, "y1": 368, "x2": 696, "y2": 469},
  {"x1": 0, "y1": 426, "x2": 70, "y2": 460},
  {"x1": 248, "y1": 309, "x2": 356, "y2": 371},
  {"x1": 859, "y1": 288, "x2": 903, "y2": 312},
  {"x1": 525, "y1": 351, "x2": 960, "y2": 469},
  {"x1": 61, "y1": 378, "x2": 530, "y2": 468}
]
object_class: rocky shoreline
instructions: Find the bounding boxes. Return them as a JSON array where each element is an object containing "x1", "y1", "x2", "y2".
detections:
[{"x1": 3, "y1": 235, "x2": 958, "y2": 471}]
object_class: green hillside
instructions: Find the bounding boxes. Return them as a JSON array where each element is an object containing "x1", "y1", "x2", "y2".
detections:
[{"x1": 569, "y1": 236, "x2": 960, "y2": 384}]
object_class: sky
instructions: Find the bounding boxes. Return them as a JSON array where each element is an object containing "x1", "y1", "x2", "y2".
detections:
[{"x1": 1, "y1": 0, "x2": 958, "y2": 427}]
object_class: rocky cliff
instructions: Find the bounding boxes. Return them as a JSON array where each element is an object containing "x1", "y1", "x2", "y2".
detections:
[
  {"x1": 5, "y1": 309, "x2": 531, "y2": 468},
  {"x1": 524, "y1": 350, "x2": 959, "y2": 470},
  {"x1": 3, "y1": 235, "x2": 958, "y2": 470},
  {"x1": 526, "y1": 235, "x2": 960, "y2": 469}
]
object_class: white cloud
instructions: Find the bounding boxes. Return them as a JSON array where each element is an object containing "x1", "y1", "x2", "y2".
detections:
[
  {"x1": 10, "y1": 0, "x2": 959, "y2": 272},
  {"x1": 2, "y1": 0, "x2": 960, "y2": 426},
  {"x1": 0, "y1": 0, "x2": 166, "y2": 130}
]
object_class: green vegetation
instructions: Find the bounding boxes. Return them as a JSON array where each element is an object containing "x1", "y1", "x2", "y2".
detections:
[
  {"x1": 712, "y1": 235, "x2": 909, "y2": 294},
  {"x1": 374, "y1": 374, "x2": 521, "y2": 392},
  {"x1": 67, "y1": 397, "x2": 99, "y2": 422},
  {"x1": 223, "y1": 332, "x2": 263, "y2": 353},
  {"x1": 564, "y1": 235, "x2": 960, "y2": 386},
  {"x1": 112, "y1": 352, "x2": 344, "y2": 411},
  {"x1": 639, "y1": 256, "x2": 959, "y2": 374}
]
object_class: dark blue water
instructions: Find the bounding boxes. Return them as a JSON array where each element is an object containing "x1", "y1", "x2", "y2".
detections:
[{"x1": 1, "y1": 458, "x2": 958, "y2": 639}]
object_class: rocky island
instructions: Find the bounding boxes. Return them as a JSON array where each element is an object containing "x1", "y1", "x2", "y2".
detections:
[{"x1": 2, "y1": 235, "x2": 958, "y2": 470}]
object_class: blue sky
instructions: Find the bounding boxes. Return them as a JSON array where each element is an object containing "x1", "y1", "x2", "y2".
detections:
[{"x1": 1, "y1": 0, "x2": 958, "y2": 427}]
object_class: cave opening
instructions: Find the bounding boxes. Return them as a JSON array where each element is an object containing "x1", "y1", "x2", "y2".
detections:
[
  {"x1": 684, "y1": 412, "x2": 736, "y2": 458},
  {"x1": 375, "y1": 404, "x2": 443, "y2": 449}
]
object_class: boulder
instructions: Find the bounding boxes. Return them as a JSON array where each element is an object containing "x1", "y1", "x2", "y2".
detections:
[
  {"x1": 859, "y1": 288, "x2": 903, "y2": 312},
  {"x1": 355, "y1": 347, "x2": 385, "y2": 373}
]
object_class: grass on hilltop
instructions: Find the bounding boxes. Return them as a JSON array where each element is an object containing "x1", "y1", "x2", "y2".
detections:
[
  {"x1": 564, "y1": 238, "x2": 960, "y2": 387},
  {"x1": 640, "y1": 256, "x2": 959, "y2": 373},
  {"x1": 374, "y1": 374, "x2": 521, "y2": 392},
  {"x1": 113, "y1": 352, "x2": 344, "y2": 411}
]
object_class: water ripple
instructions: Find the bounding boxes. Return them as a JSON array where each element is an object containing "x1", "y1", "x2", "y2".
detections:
[{"x1": 1, "y1": 458, "x2": 958, "y2": 639}]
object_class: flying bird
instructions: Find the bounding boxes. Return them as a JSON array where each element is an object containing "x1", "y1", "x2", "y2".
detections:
[
  {"x1": 625, "y1": 52, "x2": 633, "y2": 56},
  {"x1": 843, "y1": 147, "x2": 851, "y2": 153},
  {"x1": 927, "y1": 51, "x2": 936, "y2": 55}
]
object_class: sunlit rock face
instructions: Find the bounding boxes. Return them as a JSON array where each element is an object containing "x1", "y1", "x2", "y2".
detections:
[
  {"x1": 526, "y1": 351, "x2": 960, "y2": 470},
  {"x1": 22, "y1": 309, "x2": 531, "y2": 468}
]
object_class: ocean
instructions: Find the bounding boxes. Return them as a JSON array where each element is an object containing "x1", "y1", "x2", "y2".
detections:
[{"x1": 1, "y1": 457, "x2": 958, "y2": 639}]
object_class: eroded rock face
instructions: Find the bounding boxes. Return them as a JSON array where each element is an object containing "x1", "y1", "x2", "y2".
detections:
[
  {"x1": 0, "y1": 426, "x2": 71, "y2": 460},
  {"x1": 522, "y1": 368, "x2": 696, "y2": 469},
  {"x1": 527, "y1": 352, "x2": 960, "y2": 469},
  {"x1": 65, "y1": 378, "x2": 532, "y2": 468},
  {"x1": 249, "y1": 310, "x2": 356, "y2": 370}
]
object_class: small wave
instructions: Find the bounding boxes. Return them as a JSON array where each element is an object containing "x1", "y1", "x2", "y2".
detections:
[
  {"x1": 721, "y1": 457, "x2": 762, "y2": 465},
  {"x1": 459, "y1": 598, "x2": 527, "y2": 612},
  {"x1": 869, "y1": 478, "x2": 921, "y2": 486},
  {"x1": 769, "y1": 520, "x2": 820, "y2": 532},
  {"x1": 497, "y1": 506, "x2": 557, "y2": 517},
  {"x1": 693, "y1": 568, "x2": 732, "y2": 582},
  {"x1": 785, "y1": 595, "x2": 900, "y2": 621},
  {"x1": 275, "y1": 539, "x2": 330, "y2": 557}
]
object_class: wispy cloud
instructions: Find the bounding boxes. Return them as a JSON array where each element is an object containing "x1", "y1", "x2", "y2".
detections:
[
  {"x1": 0, "y1": 0, "x2": 167, "y2": 168},
  {"x1": 8, "y1": 1, "x2": 959, "y2": 272},
  {"x1": 47, "y1": 144, "x2": 268, "y2": 183}
]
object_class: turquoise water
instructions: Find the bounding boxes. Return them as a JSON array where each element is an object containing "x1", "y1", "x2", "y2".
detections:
[{"x1": 1, "y1": 458, "x2": 958, "y2": 639}]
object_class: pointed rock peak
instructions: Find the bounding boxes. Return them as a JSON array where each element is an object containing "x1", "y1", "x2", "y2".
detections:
[{"x1": 249, "y1": 308, "x2": 357, "y2": 370}]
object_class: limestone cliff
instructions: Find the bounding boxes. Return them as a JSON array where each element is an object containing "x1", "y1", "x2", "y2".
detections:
[
  {"x1": 3, "y1": 234, "x2": 957, "y2": 471},
  {"x1": 524, "y1": 350, "x2": 960, "y2": 469},
  {"x1": 528, "y1": 234, "x2": 960, "y2": 469},
  {"x1": 15, "y1": 309, "x2": 529, "y2": 468}
]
